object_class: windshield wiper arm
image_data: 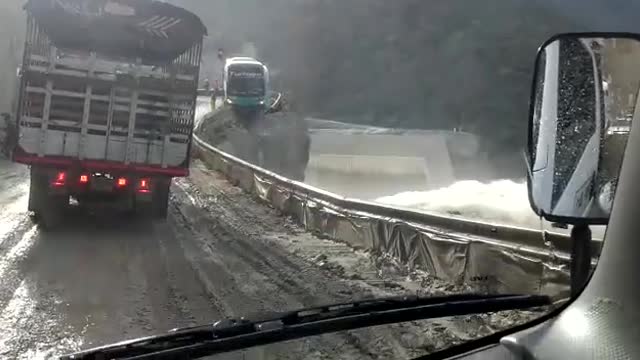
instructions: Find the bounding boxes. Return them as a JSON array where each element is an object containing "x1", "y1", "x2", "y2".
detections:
[{"x1": 61, "y1": 293, "x2": 550, "y2": 360}]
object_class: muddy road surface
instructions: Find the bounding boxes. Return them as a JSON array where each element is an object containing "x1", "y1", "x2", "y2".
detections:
[{"x1": 0, "y1": 159, "x2": 541, "y2": 359}]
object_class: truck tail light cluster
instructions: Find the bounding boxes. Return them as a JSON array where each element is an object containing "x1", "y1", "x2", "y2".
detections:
[
  {"x1": 49, "y1": 173, "x2": 151, "y2": 193},
  {"x1": 53, "y1": 172, "x2": 66, "y2": 187},
  {"x1": 138, "y1": 178, "x2": 150, "y2": 193}
]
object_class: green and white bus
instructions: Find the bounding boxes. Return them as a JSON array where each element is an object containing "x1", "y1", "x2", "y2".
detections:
[{"x1": 223, "y1": 57, "x2": 270, "y2": 109}]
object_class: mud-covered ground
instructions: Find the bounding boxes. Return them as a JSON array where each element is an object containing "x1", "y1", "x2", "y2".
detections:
[{"x1": 0, "y1": 158, "x2": 548, "y2": 359}]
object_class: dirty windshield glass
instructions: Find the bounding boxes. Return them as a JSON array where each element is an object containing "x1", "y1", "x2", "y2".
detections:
[{"x1": 1, "y1": 0, "x2": 636, "y2": 359}]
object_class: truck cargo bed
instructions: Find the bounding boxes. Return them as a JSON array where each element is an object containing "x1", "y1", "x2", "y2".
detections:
[{"x1": 14, "y1": 10, "x2": 204, "y2": 176}]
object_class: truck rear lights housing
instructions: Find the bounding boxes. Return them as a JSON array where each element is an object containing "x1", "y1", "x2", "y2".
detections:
[
  {"x1": 117, "y1": 177, "x2": 128, "y2": 187},
  {"x1": 79, "y1": 174, "x2": 89, "y2": 184},
  {"x1": 138, "y1": 178, "x2": 150, "y2": 193},
  {"x1": 53, "y1": 172, "x2": 66, "y2": 187}
]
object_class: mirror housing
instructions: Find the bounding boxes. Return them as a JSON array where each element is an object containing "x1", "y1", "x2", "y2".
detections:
[
  {"x1": 266, "y1": 92, "x2": 285, "y2": 114},
  {"x1": 526, "y1": 33, "x2": 640, "y2": 225}
]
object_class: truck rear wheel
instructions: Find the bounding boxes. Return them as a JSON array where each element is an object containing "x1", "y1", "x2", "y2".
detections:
[
  {"x1": 152, "y1": 179, "x2": 171, "y2": 220},
  {"x1": 135, "y1": 178, "x2": 171, "y2": 221},
  {"x1": 39, "y1": 194, "x2": 68, "y2": 230},
  {"x1": 28, "y1": 168, "x2": 68, "y2": 230},
  {"x1": 28, "y1": 168, "x2": 45, "y2": 214}
]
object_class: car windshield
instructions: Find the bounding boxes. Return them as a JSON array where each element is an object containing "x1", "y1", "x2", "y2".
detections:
[{"x1": 0, "y1": 0, "x2": 635, "y2": 359}]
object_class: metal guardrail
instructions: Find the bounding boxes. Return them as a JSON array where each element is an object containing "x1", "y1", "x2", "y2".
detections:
[{"x1": 192, "y1": 117, "x2": 602, "y2": 299}]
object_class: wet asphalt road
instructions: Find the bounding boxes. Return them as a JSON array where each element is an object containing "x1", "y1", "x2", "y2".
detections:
[
  {"x1": 0, "y1": 99, "x2": 539, "y2": 359},
  {"x1": 0, "y1": 159, "x2": 475, "y2": 360},
  {"x1": 0, "y1": 160, "x2": 326, "y2": 358}
]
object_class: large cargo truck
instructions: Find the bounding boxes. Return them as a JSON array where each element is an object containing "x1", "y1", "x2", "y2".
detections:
[{"x1": 12, "y1": 0, "x2": 207, "y2": 227}]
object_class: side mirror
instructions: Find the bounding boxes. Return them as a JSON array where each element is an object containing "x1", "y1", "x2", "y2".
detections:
[
  {"x1": 266, "y1": 92, "x2": 284, "y2": 114},
  {"x1": 526, "y1": 33, "x2": 640, "y2": 224}
]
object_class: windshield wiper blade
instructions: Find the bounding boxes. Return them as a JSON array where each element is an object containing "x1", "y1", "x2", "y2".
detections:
[{"x1": 61, "y1": 293, "x2": 550, "y2": 360}]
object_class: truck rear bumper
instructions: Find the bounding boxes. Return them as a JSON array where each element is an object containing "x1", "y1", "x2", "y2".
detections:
[{"x1": 30, "y1": 166, "x2": 162, "y2": 211}]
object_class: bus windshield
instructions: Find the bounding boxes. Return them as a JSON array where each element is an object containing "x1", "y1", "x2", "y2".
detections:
[{"x1": 227, "y1": 65, "x2": 265, "y2": 96}]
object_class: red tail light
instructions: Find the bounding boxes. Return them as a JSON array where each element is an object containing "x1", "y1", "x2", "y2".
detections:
[
  {"x1": 53, "y1": 172, "x2": 66, "y2": 187},
  {"x1": 79, "y1": 175, "x2": 89, "y2": 184},
  {"x1": 117, "y1": 177, "x2": 128, "y2": 187},
  {"x1": 138, "y1": 178, "x2": 150, "y2": 193}
]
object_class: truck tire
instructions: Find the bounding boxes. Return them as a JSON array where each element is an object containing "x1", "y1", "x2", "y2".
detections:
[
  {"x1": 28, "y1": 168, "x2": 67, "y2": 230},
  {"x1": 39, "y1": 194, "x2": 68, "y2": 230},
  {"x1": 152, "y1": 178, "x2": 171, "y2": 220},
  {"x1": 28, "y1": 168, "x2": 45, "y2": 214}
]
